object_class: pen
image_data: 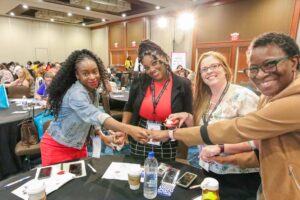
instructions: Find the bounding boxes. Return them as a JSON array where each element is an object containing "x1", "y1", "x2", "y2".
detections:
[
  {"x1": 189, "y1": 184, "x2": 202, "y2": 189},
  {"x1": 87, "y1": 163, "x2": 97, "y2": 173},
  {"x1": 4, "y1": 176, "x2": 31, "y2": 188}
]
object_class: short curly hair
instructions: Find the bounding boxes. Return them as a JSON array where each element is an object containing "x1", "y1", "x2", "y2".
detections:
[
  {"x1": 248, "y1": 32, "x2": 300, "y2": 58},
  {"x1": 47, "y1": 49, "x2": 108, "y2": 118}
]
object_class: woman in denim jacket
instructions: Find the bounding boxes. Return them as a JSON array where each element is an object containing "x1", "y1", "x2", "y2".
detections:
[{"x1": 40, "y1": 49, "x2": 148, "y2": 166}]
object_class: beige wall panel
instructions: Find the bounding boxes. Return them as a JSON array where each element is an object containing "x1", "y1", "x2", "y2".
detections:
[
  {"x1": 0, "y1": 16, "x2": 92, "y2": 65},
  {"x1": 92, "y1": 27, "x2": 109, "y2": 67}
]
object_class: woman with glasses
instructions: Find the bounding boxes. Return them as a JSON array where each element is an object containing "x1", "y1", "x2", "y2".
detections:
[
  {"x1": 169, "y1": 51, "x2": 260, "y2": 198},
  {"x1": 40, "y1": 49, "x2": 149, "y2": 166},
  {"x1": 150, "y1": 32, "x2": 300, "y2": 199},
  {"x1": 123, "y1": 39, "x2": 192, "y2": 161}
]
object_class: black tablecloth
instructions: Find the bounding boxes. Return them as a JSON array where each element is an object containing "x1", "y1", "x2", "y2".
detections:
[
  {"x1": 0, "y1": 155, "x2": 258, "y2": 200},
  {"x1": 0, "y1": 101, "x2": 42, "y2": 180}
]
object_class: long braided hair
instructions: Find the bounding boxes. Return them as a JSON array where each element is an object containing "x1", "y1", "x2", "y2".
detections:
[{"x1": 47, "y1": 49, "x2": 108, "y2": 118}]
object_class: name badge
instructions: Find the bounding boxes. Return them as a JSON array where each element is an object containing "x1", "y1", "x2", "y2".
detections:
[{"x1": 147, "y1": 121, "x2": 161, "y2": 146}]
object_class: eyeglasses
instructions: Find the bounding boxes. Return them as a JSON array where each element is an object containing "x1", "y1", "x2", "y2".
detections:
[
  {"x1": 199, "y1": 63, "x2": 223, "y2": 74},
  {"x1": 243, "y1": 56, "x2": 289, "y2": 78}
]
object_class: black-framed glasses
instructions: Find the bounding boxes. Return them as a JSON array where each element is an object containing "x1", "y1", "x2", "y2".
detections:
[
  {"x1": 199, "y1": 63, "x2": 223, "y2": 74},
  {"x1": 243, "y1": 56, "x2": 289, "y2": 78}
]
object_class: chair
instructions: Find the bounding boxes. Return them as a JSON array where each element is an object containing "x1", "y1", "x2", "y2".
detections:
[
  {"x1": 101, "y1": 92, "x2": 123, "y2": 121},
  {"x1": 7, "y1": 85, "x2": 30, "y2": 98},
  {"x1": 15, "y1": 119, "x2": 52, "y2": 170},
  {"x1": 176, "y1": 141, "x2": 189, "y2": 165}
]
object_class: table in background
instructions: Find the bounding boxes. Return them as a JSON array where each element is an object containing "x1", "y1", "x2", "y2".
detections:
[
  {"x1": 0, "y1": 101, "x2": 42, "y2": 180},
  {"x1": 110, "y1": 91, "x2": 129, "y2": 102},
  {"x1": 0, "y1": 155, "x2": 257, "y2": 200}
]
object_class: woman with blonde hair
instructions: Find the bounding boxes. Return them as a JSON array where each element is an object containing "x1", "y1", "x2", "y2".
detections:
[{"x1": 169, "y1": 51, "x2": 260, "y2": 199}]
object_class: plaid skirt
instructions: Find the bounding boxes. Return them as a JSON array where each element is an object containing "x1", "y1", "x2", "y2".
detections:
[{"x1": 129, "y1": 117, "x2": 177, "y2": 161}]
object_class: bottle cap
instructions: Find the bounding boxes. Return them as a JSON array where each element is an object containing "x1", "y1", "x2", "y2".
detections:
[
  {"x1": 200, "y1": 177, "x2": 219, "y2": 191},
  {"x1": 148, "y1": 151, "x2": 154, "y2": 158}
]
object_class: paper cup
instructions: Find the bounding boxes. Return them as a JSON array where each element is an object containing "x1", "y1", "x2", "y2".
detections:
[{"x1": 128, "y1": 169, "x2": 141, "y2": 190}]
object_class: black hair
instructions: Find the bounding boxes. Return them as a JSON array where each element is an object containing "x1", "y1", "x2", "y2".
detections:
[
  {"x1": 138, "y1": 39, "x2": 170, "y2": 68},
  {"x1": 249, "y1": 32, "x2": 300, "y2": 58},
  {"x1": 47, "y1": 49, "x2": 108, "y2": 118}
]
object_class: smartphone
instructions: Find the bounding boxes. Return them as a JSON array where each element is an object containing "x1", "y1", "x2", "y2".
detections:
[
  {"x1": 69, "y1": 163, "x2": 82, "y2": 176},
  {"x1": 37, "y1": 166, "x2": 52, "y2": 180},
  {"x1": 161, "y1": 168, "x2": 180, "y2": 185},
  {"x1": 176, "y1": 172, "x2": 197, "y2": 188}
]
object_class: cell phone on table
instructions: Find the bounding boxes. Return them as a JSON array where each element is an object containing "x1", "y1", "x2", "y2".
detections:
[
  {"x1": 37, "y1": 166, "x2": 52, "y2": 180},
  {"x1": 161, "y1": 168, "x2": 180, "y2": 185},
  {"x1": 176, "y1": 172, "x2": 197, "y2": 188},
  {"x1": 69, "y1": 163, "x2": 82, "y2": 176}
]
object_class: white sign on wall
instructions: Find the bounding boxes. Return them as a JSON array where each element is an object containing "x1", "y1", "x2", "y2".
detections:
[{"x1": 171, "y1": 52, "x2": 186, "y2": 70}]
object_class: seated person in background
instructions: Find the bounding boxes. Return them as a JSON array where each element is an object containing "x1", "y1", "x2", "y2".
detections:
[
  {"x1": 41, "y1": 49, "x2": 148, "y2": 166},
  {"x1": 35, "y1": 72, "x2": 55, "y2": 100},
  {"x1": 48, "y1": 62, "x2": 61, "y2": 74},
  {"x1": 5, "y1": 67, "x2": 33, "y2": 88},
  {"x1": 34, "y1": 65, "x2": 46, "y2": 92},
  {"x1": 169, "y1": 51, "x2": 260, "y2": 199},
  {"x1": 150, "y1": 32, "x2": 300, "y2": 200},
  {"x1": 174, "y1": 65, "x2": 188, "y2": 78},
  {"x1": 0, "y1": 63, "x2": 14, "y2": 84},
  {"x1": 123, "y1": 40, "x2": 192, "y2": 161}
]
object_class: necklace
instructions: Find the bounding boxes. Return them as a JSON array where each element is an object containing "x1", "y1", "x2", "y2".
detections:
[{"x1": 202, "y1": 83, "x2": 230, "y2": 125}]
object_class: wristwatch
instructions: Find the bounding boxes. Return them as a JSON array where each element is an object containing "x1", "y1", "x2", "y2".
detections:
[{"x1": 168, "y1": 130, "x2": 176, "y2": 141}]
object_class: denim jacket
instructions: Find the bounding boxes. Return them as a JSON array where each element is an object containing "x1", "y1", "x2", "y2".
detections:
[{"x1": 47, "y1": 81, "x2": 111, "y2": 149}]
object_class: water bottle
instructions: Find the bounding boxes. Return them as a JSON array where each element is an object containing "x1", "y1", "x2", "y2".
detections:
[
  {"x1": 144, "y1": 151, "x2": 158, "y2": 199},
  {"x1": 22, "y1": 95, "x2": 28, "y2": 110}
]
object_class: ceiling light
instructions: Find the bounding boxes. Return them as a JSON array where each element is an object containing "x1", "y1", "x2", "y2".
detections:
[
  {"x1": 121, "y1": 13, "x2": 126, "y2": 17},
  {"x1": 82, "y1": 23, "x2": 86, "y2": 26},
  {"x1": 157, "y1": 17, "x2": 167, "y2": 28},
  {"x1": 155, "y1": 6, "x2": 160, "y2": 10},
  {"x1": 22, "y1": 4, "x2": 28, "y2": 9},
  {"x1": 102, "y1": 18, "x2": 106, "y2": 22},
  {"x1": 86, "y1": 6, "x2": 91, "y2": 11},
  {"x1": 67, "y1": 12, "x2": 72, "y2": 16},
  {"x1": 50, "y1": 18, "x2": 54, "y2": 22},
  {"x1": 177, "y1": 12, "x2": 195, "y2": 31},
  {"x1": 10, "y1": 12, "x2": 15, "y2": 16}
]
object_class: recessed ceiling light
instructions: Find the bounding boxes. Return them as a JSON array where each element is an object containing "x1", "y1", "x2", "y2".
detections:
[
  {"x1": 67, "y1": 12, "x2": 72, "y2": 16},
  {"x1": 102, "y1": 18, "x2": 106, "y2": 22},
  {"x1": 155, "y1": 6, "x2": 160, "y2": 10},
  {"x1": 10, "y1": 12, "x2": 15, "y2": 16},
  {"x1": 86, "y1": 6, "x2": 91, "y2": 11},
  {"x1": 22, "y1": 4, "x2": 28, "y2": 9},
  {"x1": 50, "y1": 18, "x2": 54, "y2": 22},
  {"x1": 82, "y1": 23, "x2": 86, "y2": 26},
  {"x1": 121, "y1": 13, "x2": 126, "y2": 17}
]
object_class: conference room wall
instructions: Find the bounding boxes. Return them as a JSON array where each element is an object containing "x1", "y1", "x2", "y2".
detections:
[
  {"x1": 0, "y1": 16, "x2": 92, "y2": 65},
  {"x1": 91, "y1": 26, "x2": 109, "y2": 67},
  {"x1": 149, "y1": 16, "x2": 193, "y2": 69}
]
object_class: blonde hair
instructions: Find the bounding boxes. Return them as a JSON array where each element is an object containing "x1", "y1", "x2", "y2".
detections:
[
  {"x1": 193, "y1": 51, "x2": 232, "y2": 125},
  {"x1": 19, "y1": 67, "x2": 34, "y2": 85}
]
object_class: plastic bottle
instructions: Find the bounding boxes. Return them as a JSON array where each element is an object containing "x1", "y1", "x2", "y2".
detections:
[
  {"x1": 144, "y1": 151, "x2": 158, "y2": 199},
  {"x1": 201, "y1": 177, "x2": 220, "y2": 200},
  {"x1": 22, "y1": 95, "x2": 28, "y2": 110}
]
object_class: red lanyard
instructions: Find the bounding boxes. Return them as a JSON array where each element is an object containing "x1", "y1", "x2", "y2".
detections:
[{"x1": 150, "y1": 77, "x2": 170, "y2": 114}]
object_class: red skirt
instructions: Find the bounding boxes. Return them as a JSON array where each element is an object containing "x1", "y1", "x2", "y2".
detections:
[{"x1": 40, "y1": 132, "x2": 87, "y2": 166}]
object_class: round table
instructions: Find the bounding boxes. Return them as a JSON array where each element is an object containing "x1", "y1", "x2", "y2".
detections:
[
  {"x1": 0, "y1": 155, "x2": 256, "y2": 199},
  {"x1": 109, "y1": 91, "x2": 129, "y2": 102},
  {"x1": 0, "y1": 100, "x2": 42, "y2": 180}
]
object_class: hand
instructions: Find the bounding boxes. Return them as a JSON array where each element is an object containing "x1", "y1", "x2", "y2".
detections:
[
  {"x1": 127, "y1": 125, "x2": 149, "y2": 144},
  {"x1": 210, "y1": 155, "x2": 238, "y2": 166},
  {"x1": 200, "y1": 145, "x2": 221, "y2": 162},
  {"x1": 148, "y1": 129, "x2": 169, "y2": 143},
  {"x1": 109, "y1": 130, "x2": 125, "y2": 145},
  {"x1": 167, "y1": 112, "x2": 192, "y2": 127}
]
